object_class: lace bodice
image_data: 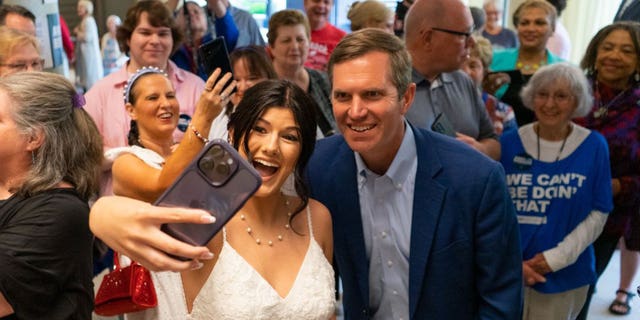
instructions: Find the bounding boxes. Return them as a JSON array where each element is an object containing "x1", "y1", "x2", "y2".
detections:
[{"x1": 126, "y1": 207, "x2": 335, "y2": 320}]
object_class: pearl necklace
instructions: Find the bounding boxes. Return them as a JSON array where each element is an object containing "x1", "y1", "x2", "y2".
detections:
[{"x1": 242, "y1": 197, "x2": 292, "y2": 247}]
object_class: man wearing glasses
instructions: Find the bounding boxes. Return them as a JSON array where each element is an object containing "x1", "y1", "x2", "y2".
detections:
[
  {"x1": 404, "y1": 0, "x2": 500, "y2": 160},
  {"x1": 0, "y1": 26, "x2": 43, "y2": 77}
]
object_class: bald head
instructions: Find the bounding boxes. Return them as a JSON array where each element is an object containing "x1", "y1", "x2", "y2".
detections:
[
  {"x1": 404, "y1": 0, "x2": 474, "y2": 79},
  {"x1": 405, "y1": 0, "x2": 469, "y2": 45}
]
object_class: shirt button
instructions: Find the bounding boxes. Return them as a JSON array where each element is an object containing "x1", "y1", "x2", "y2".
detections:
[
  {"x1": 381, "y1": 231, "x2": 387, "y2": 238},
  {"x1": 393, "y1": 290, "x2": 398, "y2": 295},
  {"x1": 387, "y1": 260, "x2": 393, "y2": 267}
]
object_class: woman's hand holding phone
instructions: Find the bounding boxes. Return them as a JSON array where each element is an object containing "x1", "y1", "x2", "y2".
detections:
[{"x1": 89, "y1": 196, "x2": 216, "y2": 272}]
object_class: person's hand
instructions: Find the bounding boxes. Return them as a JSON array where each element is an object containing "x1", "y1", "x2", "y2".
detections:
[
  {"x1": 482, "y1": 72, "x2": 511, "y2": 95},
  {"x1": 612, "y1": 178, "x2": 621, "y2": 196},
  {"x1": 196, "y1": 68, "x2": 236, "y2": 118},
  {"x1": 456, "y1": 132, "x2": 489, "y2": 155},
  {"x1": 522, "y1": 262, "x2": 546, "y2": 286},
  {"x1": 89, "y1": 196, "x2": 217, "y2": 272},
  {"x1": 206, "y1": 0, "x2": 227, "y2": 18},
  {"x1": 525, "y1": 253, "x2": 552, "y2": 275},
  {"x1": 196, "y1": 68, "x2": 236, "y2": 121}
]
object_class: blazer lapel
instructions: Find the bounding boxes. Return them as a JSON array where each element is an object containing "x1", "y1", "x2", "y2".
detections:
[{"x1": 408, "y1": 129, "x2": 447, "y2": 319}]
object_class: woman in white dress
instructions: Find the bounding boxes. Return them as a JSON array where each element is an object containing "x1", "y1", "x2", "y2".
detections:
[
  {"x1": 102, "y1": 71, "x2": 335, "y2": 318},
  {"x1": 73, "y1": 0, "x2": 103, "y2": 91}
]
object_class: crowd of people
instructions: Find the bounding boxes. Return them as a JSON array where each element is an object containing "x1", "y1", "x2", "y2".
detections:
[{"x1": 0, "y1": 0, "x2": 639, "y2": 319}]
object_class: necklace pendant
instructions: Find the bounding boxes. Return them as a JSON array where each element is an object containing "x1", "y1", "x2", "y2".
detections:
[{"x1": 593, "y1": 107, "x2": 607, "y2": 118}]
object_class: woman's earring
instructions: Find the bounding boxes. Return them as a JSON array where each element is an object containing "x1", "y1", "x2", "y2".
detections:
[
  {"x1": 31, "y1": 151, "x2": 35, "y2": 165},
  {"x1": 635, "y1": 72, "x2": 640, "y2": 82}
]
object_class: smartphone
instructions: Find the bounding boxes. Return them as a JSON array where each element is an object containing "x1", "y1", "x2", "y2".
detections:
[
  {"x1": 431, "y1": 112, "x2": 457, "y2": 137},
  {"x1": 198, "y1": 36, "x2": 233, "y2": 77},
  {"x1": 157, "y1": 140, "x2": 261, "y2": 249}
]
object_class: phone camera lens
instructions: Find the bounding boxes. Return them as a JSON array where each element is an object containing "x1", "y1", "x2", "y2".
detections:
[
  {"x1": 210, "y1": 145, "x2": 225, "y2": 159},
  {"x1": 200, "y1": 156, "x2": 215, "y2": 171},
  {"x1": 216, "y1": 162, "x2": 230, "y2": 175}
]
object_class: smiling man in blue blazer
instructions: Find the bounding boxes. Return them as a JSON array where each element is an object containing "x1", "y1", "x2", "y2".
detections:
[{"x1": 307, "y1": 29, "x2": 523, "y2": 319}]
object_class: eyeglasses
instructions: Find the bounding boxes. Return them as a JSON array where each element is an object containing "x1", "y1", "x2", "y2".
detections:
[
  {"x1": 533, "y1": 91, "x2": 573, "y2": 104},
  {"x1": 431, "y1": 26, "x2": 474, "y2": 41},
  {"x1": 0, "y1": 58, "x2": 45, "y2": 71}
]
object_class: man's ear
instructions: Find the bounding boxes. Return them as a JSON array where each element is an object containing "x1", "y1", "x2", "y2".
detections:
[
  {"x1": 25, "y1": 128, "x2": 44, "y2": 152},
  {"x1": 422, "y1": 29, "x2": 433, "y2": 49},
  {"x1": 125, "y1": 102, "x2": 137, "y2": 120},
  {"x1": 400, "y1": 83, "x2": 416, "y2": 115}
]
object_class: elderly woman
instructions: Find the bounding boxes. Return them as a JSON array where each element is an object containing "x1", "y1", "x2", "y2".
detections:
[
  {"x1": 347, "y1": 0, "x2": 394, "y2": 34},
  {"x1": 573, "y1": 21, "x2": 640, "y2": 318},
  {"x1": 267, "y1": 9, "x2": 336, "y2": 137},
  {"x1": 461, "y1": 35, "x2": 517, "y2": 135},
  {"x1": 74, "y1": 0, "x2": 103, "y2": 91},
  {"x1": 101, "y1": 15, "x2": 126, "y2": 76},
  {"x1": 0, "y1": 26, "x2": 43, "y2": 76},
  {"x1": 488, "y1": 0, "x2": 564, "y2": 126},
  {"x1": 482, "y1": 0, "x2": 518, "y2": 49},
  {"x1": 500, "y1": 63, "x2": 613, "y2": 320},
  {"x1": 0, "y1": 72, "x2": 102, "y2": 318}
]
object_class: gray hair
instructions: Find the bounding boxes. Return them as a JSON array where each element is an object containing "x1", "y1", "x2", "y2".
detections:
[
  {"x1": 328, "y1": 28, "x2": 412, "y2": 99},
  {"x1": 520, "y1": 63, "x2": 593, "y2": 118},
  {"x1": 0, "y1": 72, "x2": 102, "y2": 199}
]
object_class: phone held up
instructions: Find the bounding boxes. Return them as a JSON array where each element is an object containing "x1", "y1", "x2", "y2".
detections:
[
  {"x1": 157, "y1": 140, "x2": 262, "y2": 254},
  {"x1": 198, "y1": 36, "x2": 234, "y2": 77}
]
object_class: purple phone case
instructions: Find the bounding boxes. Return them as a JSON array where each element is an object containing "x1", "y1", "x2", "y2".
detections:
[{"x1": 157, "y1": 139, "x2": 261, "y2": 247}]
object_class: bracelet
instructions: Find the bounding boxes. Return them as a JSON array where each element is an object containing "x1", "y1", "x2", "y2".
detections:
[{"x1": 190, "y1": 124, "x2": 209, "y2": 144}]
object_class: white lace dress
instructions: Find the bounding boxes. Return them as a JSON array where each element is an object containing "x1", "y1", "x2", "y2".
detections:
[{"x1": 126, "y1": 207, "x2": 336, "y2": 320}]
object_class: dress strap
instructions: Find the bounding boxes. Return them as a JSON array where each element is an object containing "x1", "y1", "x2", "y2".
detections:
[
  {"x1": 306, "y1": 205, "x2": 314, "y2": 239},
  {"x1": 222, "y1": 227, "x2": 227, "y2": 242}
]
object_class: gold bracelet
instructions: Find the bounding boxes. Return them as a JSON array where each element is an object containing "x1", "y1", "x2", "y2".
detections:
[{"x1": 190, "y1": 124, "x2": 209, "y2": 144}]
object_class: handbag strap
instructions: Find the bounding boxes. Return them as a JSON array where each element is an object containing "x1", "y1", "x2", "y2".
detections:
[
  {"x1": 112, "y1": 251, "x2": 121, "y2": 271},
  {"x1": 113, "y1": 251, "x2": 141, "y2": 271}
]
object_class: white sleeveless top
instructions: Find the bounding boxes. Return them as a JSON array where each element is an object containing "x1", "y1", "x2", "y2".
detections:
[{"x1": 126, "y1": 207, "x2": 336, "y2": 320}]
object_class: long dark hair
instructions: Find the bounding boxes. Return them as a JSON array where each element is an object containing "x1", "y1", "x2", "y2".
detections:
[{"x1": 227, "y1": 80, "x2": 318, "y2": 219}]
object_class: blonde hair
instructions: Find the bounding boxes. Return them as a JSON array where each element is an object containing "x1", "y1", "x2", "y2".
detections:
[
  {"x1": 347, "y1": 0, "x2": 393, "y2": 32},
  {"x1": 470, "y1": 35, "x2": 493, "y2": 68},
  {"x1": 0, "y1": 26, "x2": 40, "y2": 64}
]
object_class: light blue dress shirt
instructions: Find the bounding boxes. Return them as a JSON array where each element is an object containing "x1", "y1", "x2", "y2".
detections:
[{"x1": 354, "y1": 123, "x2": 417, "y2": 320}]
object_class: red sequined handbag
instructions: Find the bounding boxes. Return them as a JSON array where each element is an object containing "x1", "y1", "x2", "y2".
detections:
[{"x1": 94, "y1": 252, "x2": 157, "y2": 316}]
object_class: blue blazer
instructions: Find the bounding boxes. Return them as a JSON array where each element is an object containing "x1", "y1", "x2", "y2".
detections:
[
  {"x1": 615, "y1": 0, "x2": 640, "y2": 22},
  {"x1": 307, "y1": 126, "x2": 523, "y2": 319}
]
